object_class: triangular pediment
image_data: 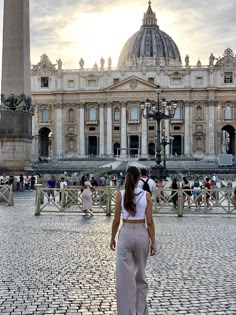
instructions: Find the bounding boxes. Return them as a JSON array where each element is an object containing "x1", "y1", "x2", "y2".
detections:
[{"x1": 105, "y1": 76, "x2": 156, "y2": 91}]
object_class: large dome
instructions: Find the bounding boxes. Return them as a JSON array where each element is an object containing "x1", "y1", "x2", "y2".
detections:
[{"x1": 118, "y1": 2, "x2": 182, "y2": 67}]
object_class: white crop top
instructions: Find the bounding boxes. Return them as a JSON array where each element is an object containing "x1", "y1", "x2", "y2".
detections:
[{"x1": 120, "y1": 187, "x2": 147, "y2": 220}]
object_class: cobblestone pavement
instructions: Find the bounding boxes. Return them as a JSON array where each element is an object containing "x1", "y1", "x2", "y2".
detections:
[{"x1": 0, "y1": 192, "x2": 235, "y2": 315}]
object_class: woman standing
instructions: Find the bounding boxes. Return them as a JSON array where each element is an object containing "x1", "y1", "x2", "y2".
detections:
[
  {"x1": 182, "y1": 176, "x2": 191, "y2": 208},
  {"x1": 81, "y1": 181, "x2": 94, "y2": 216},
  {"x1": 110, "y1": 166, "x2": 156, "y2": 315}
]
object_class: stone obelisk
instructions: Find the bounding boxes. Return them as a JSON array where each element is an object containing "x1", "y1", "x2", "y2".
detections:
[{"x1": 0, "y1": 0, "x2": 33, "y2": 171}]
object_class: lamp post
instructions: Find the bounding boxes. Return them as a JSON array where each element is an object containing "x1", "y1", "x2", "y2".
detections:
[
  {"x1": 161, "y1": 128, "x2": 174, "y2": 170},
  {"x1": 140, "y1": 85, "x2": 177, "y2": 178}
]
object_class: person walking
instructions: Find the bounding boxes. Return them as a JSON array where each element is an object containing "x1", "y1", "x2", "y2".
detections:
[
  {"x1": 192, "y1": 177, "x2": 202, "y2": 209},
  {"x1": 30, "y1": 175, "x2": 36, "y2": 191},
  {"x1": 182, "y1": 176, "x2": 191, "y2": 208},
  {"x1": 204, "y1": 177, "x2": 212, "y2": 209},
  {"x1": 171, "y1": 178, "x2": 178, "y2": 209},
  {"x1": 230, "y1": 189, "x2": 236, "y2": 208},
  {"x1": 110, "y1": 166, "x2": 156, "y2": 315},
  {"x1": 19, "y1": 174, "x2": 24, "y2": 192},
  {"x1": 47, "y1": 175, "x2": 56, "y2": 202},
  {"x1": 137, "y1": 168, "x2": 156, "y2": 195},
  {"x1": 81, "y1": 181, "x2": 94, "y2": 216}
]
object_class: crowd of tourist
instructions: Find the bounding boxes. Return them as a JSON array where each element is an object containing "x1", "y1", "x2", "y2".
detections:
[{"x1": 1, "y1": 171, "x2": 236, "y2": 211}]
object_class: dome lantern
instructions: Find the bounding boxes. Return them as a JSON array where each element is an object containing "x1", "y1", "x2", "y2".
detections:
[{"x1": 142, "y1": 1, "x2": 157, "y2": 26}]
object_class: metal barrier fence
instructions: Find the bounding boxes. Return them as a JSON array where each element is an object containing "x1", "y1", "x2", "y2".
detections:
[
  {"x1": 35, "y1": 186, "x2": 236, "y2": 216},
  {"x1": 0, "y1": 185, "x2": 14, "y2": 206}
]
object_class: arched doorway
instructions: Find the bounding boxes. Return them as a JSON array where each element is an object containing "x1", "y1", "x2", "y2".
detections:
[
  {"x1": 113, "y1": 143, "x2": 120, "y2": 157},
  {"x1": 221, "y1": 125, "x2": 235, "y2": 155},
  {"x1": 130, "y1": 135, "x2": 139, "y2": 157},
  {"x1": 39, "y1": 127, "x2": 51, "y2": 158},
  {"x1": 172, "y1": 135, "x2": 182, "y2": 156}
]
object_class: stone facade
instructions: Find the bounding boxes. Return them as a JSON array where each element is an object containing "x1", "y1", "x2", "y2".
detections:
[{"x1": 31, "y1": 5, "x2": 236, "y2": 162}]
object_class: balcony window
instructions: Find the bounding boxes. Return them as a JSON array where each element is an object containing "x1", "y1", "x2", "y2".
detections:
[
  {"x1": 173, "y1": 106, "x2": 181, "y2": 120},
  {"x1": 89, "y1": 108, "x2": 96, "y2": 121},
  {"x1": 224, "y1": 72, "x2": 233, "y2": 84},
  {"x1": 114, "y1": 108, "x2": 120, "y2": 121},
  {"x1": 130, "y1": 106, "x2": 139, "y2": 121},
  {"x1": 41, "y1": 109, "x2": 49, "y2": 122},
  {"x1": 224, "y1": 105, "x2": 232, "y2": 120},
  {"x1": 41, "y1": 77, "x2": 49, "y2": 88}
]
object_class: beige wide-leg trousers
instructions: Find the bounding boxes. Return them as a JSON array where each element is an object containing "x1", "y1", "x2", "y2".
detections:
[{"x1": 116, "y1": 223, "x2": 150, "y2": 315}]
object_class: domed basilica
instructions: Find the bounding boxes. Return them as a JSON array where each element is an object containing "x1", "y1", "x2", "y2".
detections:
[{"x1": 31, "y1": 2, "x2": 236, "y2": 164}]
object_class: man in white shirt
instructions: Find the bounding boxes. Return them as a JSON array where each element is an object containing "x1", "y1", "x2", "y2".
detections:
[
  {"x1": 59, "y1": 177, "x2": 67, "y2": 202},
  {"x1": 137, "y1": 168, "x2": 156, "y2": 194},
  {"x1": 60, "y1": 177, "x2": 67, "y2": 189}
]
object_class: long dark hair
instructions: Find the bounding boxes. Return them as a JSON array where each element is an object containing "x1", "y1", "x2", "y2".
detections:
[
  {"x1": 172, "y1": 178, "x2": 178, "y2": 189},
  {"x1": 124, "y1": 166, "x2": 140, "y2": 216}
]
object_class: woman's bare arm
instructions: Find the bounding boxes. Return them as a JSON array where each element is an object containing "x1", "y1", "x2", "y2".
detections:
[
  {"x1": 110, "y1": 192, "x2": 121, "y2": 250},
  {"x1": 146, "y1": 192, "x2": 156, "y2": 256}
]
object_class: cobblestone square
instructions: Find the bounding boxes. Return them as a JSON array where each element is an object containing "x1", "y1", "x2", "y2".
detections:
[{"x1": 0, "y1": 192, "x2": 235, "y2": 314}]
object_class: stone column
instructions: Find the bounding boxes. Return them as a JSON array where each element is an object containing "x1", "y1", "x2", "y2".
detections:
[
  {"x1": 79, "y1": 103, "x2": 85, "y2": 157},
  {"x1": 141, "y1": 111, "x2": 148, "y2": 158},
  {"x1": 206, "y1": 101, "x2": 215, "y2": 158},
  {"x1": 55, "y1": 105, "x2": 63, "y2": 159},
  {"x1": 106, "y1": 103, "x2": 113, "y2": 156},
  {"x1": 99, "y1": 103, "x2": 105, "y2": 156},
  {"x1": 31, "y1": 118, "x2": 38, "y2": 162},
  {"x1": 184, "y1": 102, "x2": 191, "y2": 156},
  {"x1": 121, "y1": 102, "x2": 127, "y2": 158}
]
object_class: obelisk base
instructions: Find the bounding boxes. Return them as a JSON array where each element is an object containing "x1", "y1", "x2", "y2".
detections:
[{"x1": 0, "y1": 111, "x2": 33, "y2": 171}]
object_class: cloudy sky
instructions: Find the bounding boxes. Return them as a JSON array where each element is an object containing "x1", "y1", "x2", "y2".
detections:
[{"x1": 0, "y1": 0, "x2": 236, "y2": 72}]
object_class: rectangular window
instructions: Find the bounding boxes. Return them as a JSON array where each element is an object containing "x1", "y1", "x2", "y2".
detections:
[
  {"x1": 130, "y1": 106, "x2": 139, "y2": 121},
  {"x1": 88, "y1": 79, "x2": 97, "y2": 87},
  {"x1": 171, "y1": 77, "x2": 182, "y2": 85},
  {"x1": 113, "y1": 78, "x2": 119, "y2": 85},
  {"x1": 148, "y1": 77, "x2": 154, "y2": 84},
  {"x1": 114, "y1": 111, "x2": 120, "y2": 121},
  {"x1": 41, "y1": 109, "x2": 49, "y2": 122},
  {"x1": 114, "y1": 126, "x2": 120, "y2": 131},
  {"x1": 174, "y1": 126, "x2": 181, "y2": 130},
  {"x1": 68, "y1": 80, "x2": 75, "y2": 88},
  {"x1": 89, "y1": 127, "x2": 96, "y2": 131},
  {"x1": 224, "y1": 72, "x2": 233, "y2": 84},
  {"x1": 196, "y1": 77, "x2": 203, "y2": 85},
  {"x1": 149, "y1": 126, "x2": 155, "y2": 131},
  {"x1": 41, "y1": 77, "x2": 49, "y2": 88},
  {"x1": 173, "y1": 107, "x2": 181, "y2": 120}
]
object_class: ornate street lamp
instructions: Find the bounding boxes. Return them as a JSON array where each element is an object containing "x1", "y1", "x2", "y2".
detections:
[
  {"x1": 140, "y1": 85, "x2": 177, "y2": 178},
  {"x1": 161, "y1": 128, "x2": 174, "y2": 170}
]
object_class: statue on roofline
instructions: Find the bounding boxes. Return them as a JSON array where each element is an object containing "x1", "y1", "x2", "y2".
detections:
[
  {"x1": 185, "y1": 54, "x2": 189, "y2": 66},
  {"x1": 79, "y1": 58, "x2": 84, "y2": 69},
  {"x1": 209, "y1": 53, "x2": 215, "y2": 66}
]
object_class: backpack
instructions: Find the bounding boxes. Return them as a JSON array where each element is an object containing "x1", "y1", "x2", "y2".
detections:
[{"x1": 141, "y1": 178, "x2": 152, "y2": 195}]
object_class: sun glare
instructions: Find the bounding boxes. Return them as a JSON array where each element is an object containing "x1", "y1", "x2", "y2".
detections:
[{"x1": 61, "y1": 8, "x2": 142, "y2": 68}]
